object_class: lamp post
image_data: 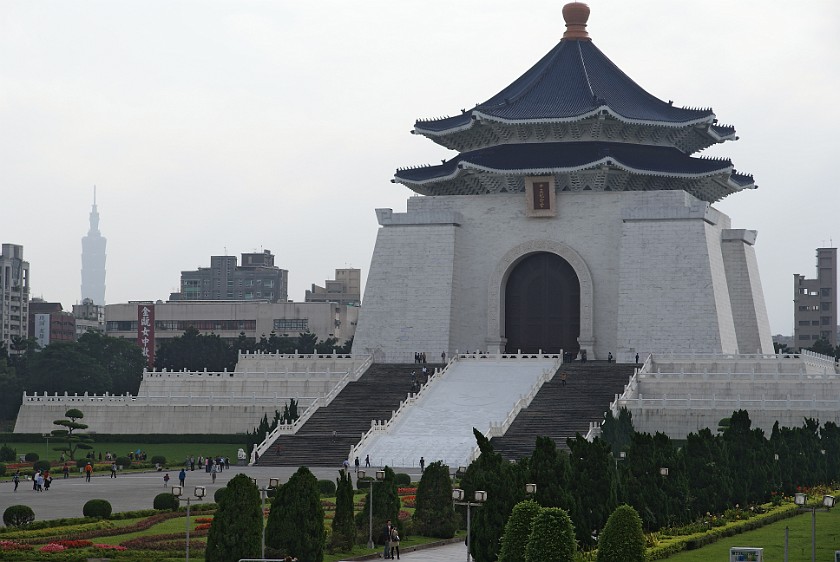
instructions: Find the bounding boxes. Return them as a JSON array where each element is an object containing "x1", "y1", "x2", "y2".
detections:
[
  {"x1": 171, "y1": 485, "x2": 206, "y2": 562},
  {"x1": 790, "y1": 492, "x2": 835, "y2": 562},
  {"x1": 257, "y1": 477, "x2": 280, "y2": 560},
  {"x1": 357, "y1": 469, "x2": 385, "y2": 549},
  {"x1": 452, "y1": 488, "x2": 487, "y2": 562}
]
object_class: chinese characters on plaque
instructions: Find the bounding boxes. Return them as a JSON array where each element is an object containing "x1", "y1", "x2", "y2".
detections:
[
  {"x1": 137, "y1": 304, "x2": 155, "y2": 369},
  {"x1": 525, "y1": 176, "x2": 556, "y2": 217}
]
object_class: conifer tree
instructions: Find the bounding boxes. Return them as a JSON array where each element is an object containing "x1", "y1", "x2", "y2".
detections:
[
  {"x1": 524, "y1": 506, "x2": 576, "y2": 562},
  {"x1": 354, "y1": 466, "x2": 401, "y2": 541},
  {"x1": 206, "y1": 473, "x2": 262, "y2": 562},
  {"x1": 266, "y1": 466, "x2": 324, "y2": 561},
  {"x1": 413, "y1": 460, "x2": 456, "y2": 538},
  {"x1": 596, "y1": 504, "x2": 645, "y2": 562},
  {"x1": 330, "y1": 470, "x2": 355, "y2": 551}
]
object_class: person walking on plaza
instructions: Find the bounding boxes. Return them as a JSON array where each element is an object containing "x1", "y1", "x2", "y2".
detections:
[
  {"x1": 354, "y1": 456, "x2": 360, "y2": 474},
  {"x1": 419, "y1": 456, "x2": 425, "y2": 474},
  {"x1": 62, "y1": 463, "x2": 70, "y2": 479},
  {"x1": 390, "y1": 527, "x2": 401, "y2": 560},
  {"x1": 163, "y1": 472, "x2": 170, "y2": 487},
  {"x1": 84, "y1": 462, "x2": 93, "y2": 482},
  {"x1": 365, "y1": 454, "x2": 370, "y2": 467},
  {"x1": 211, "y1": 463, "x2": 218, "y2": 483},
  {"x1": 178, "y1": 468, "x2": 186, "y2": 488},
  {"x1": 110, "y1": 462, "x2": 117, "y2": 478},
  {"x1": 13, "y1": 471, "x2": 20, "y2": 492}
]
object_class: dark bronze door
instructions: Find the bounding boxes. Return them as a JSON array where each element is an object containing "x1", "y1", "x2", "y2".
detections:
[{"x1": 504, "y1": 252, "x2": 580, "y2": 354}]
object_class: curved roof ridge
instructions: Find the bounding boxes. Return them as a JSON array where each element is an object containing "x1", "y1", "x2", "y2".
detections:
[{"x1": 576, "y1": 41, "x2": 596, "y2": 99}]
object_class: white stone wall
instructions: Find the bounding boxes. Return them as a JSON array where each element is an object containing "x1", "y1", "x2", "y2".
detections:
[
  {"x1": 721, "y1": 230, "x2": 774, "y2": 354},
  {"x1": 356, "y1": 190, "x2": 770, "y2": 362}
]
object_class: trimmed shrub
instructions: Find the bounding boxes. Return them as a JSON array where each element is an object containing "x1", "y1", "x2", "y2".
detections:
[
  {"x1": 24, "y1": 452, "x2": 39, "y2": 462},
  {"x1": 115, "y1": 456, "x2": 132, "y2": 468},
  {"x1": 214, "y1": 487, "x2": 228, "y2": 504},
  {"x1": 525, "y1": 507, "x2": 576, "y2": 562},
  {"x1": 153, "y1": 493, "x2": 180, "y2": 511},
  {"x1": 0, "y1": 443, "x2": 16, "y2": 462},
  {"x1": 150, "y1": 455, "x2": 166, "y2": 466},
  {"x1": 206, "y1": 474, "x2": 262, "y2": 562},
  {"x1": 317, "y1": 479, "x2": 336, "y2": 496},
  {"x1": 395, "y1": 472, "x2": 411, "y2": 486},
  {"x1": 83, "y1": 499, "x2": 113, "y2": 518},
  {"x1": 330, "y1": 470, "x2": 355, "y2": 551},
  {"x1": 3, "y1": 505, "x2": 35, "y2": 527},
  {"x1": 267, "y1": 466, "x2": 324, "y2": 561},
  {"x1": 0, "y1": 463, "x2": 5, "y2": 477},
  {"x1": 597, "y1": 504, "x2": 645, "y2": 562},
  {"x1": 499, "y1": 499, "x2": 541, "y2": 562},
  {"x1": 33, "y1": 460, "x2": 51, "y2": 473}
]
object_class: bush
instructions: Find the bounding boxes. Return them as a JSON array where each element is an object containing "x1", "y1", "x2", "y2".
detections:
[
  {"x1": 413, "y1": 461, "x2": 457, "y2": 539},
  {"x1": 153, "y1": 493, "x2": 180, "y2": 511},
  {"x1": 33, "y1": 460, "x2": 51, "y2": 473},
  {"x1": 499, "y1": 500, "x2": 542, "y2": 562},
  {"x1": 24, "y1": 452, "x2": 39, "y2": 462},
  {"x1": 0, "y1": 443, "x2": 16, "y2": 462},
  {"x1": 206, "y1": 474, "x2": 262, "y2": 562},
  {"x1": 3, "y1": 505, "x2": 35, "y2": 527},
  {"x1": 115, "y1": 456, "x2": 132, "y2": 468},
  {"x1": 150, "y1": 455, "x2": 166, "y2": 465},
  {"x1": 0, "y1": 463, "x2": 5, "y2": 477},
  {"x1": 214, "y1": 488, "x2": 228, "y2": 503},
  {"x1": 395, "y1": 472, "x2": 411, "y2": 486},
  {"x1": 317, "y1": 479, "x2": 337, "y2": 496},
  {"x1": 597, "y1": 504, "x2": 645, "y2": 562},
  {"x1": 525, "y1": 507, "x2": 576, "y2": 562},
  {"x1": 82, "y1": 499, "x2": 113, "y2": 518}
]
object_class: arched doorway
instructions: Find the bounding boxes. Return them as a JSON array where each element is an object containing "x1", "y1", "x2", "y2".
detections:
[{"x1": 504, "y1": 252, "x2": 580, "y2": 354}]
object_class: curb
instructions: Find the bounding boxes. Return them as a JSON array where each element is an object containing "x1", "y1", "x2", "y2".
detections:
[{"x1": 341, "y1": 536, "x2": 464, "y2": 561}]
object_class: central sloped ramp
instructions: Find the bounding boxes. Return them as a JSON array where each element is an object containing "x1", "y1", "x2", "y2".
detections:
[
  {"x1": 359, "y1": 357, "x2": 559, "y2": 468},
  {"x1": 490, "y1": 362, "x2": 635, "y2": 460},
  {"x1": 255, "y1": 364, "x2": 437, "y2": 467}
]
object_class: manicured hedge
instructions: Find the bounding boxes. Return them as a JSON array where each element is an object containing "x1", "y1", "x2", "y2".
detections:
[
  {"x1": 83, "y1": 499, "x2": 113, "y2": 518},
  {"x1": 0, "y1": 433, "x2": 246, "y2": 444}
]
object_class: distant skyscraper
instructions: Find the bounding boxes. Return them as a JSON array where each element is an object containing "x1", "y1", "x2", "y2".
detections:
[{"x1": 81, "y1": 187, "x2": 106, "y2": 305}]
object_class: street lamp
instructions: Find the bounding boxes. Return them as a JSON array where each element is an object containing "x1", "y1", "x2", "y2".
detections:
[
  {"x1": 525, "y1": 483, "x2": 537, "y2": 495},
  {"x1": 171, "y1": 485, "x2": 206, "y2": 562},
  {"x1": 452, "y1": 488, "x2": 487, "y2": 562},
  {"x1": 357, "y1": 469, "x2": 385, "y2": 549},
  {"x1": 257, "y1": 477, "x2": 280, "y2": 560},
  {"x1": 790, "y1": 492, "x2": 836, "y2": 562}
]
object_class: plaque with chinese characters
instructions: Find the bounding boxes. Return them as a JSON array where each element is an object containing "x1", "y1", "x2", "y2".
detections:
[{"x1": 525, "y1": 176, "x2": 556, "y2": 217}]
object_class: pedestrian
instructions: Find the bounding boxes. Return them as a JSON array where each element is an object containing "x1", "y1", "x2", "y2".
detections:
[
  {"x1": 179, "y1": 468, "x2": 186, "y2": 487},
  {"x1": 560, "y1": 372, "x2": 567, "y2": 386},
  {"x1": 163, "y1": 472, "x2": 170, "y2": 487},
  {"x1": 84, "y1": 462, "x2": 93, "y2": 483},
  {"x1": 354, "y1": 456, "x2": 360, "y2": 473},
  {"x1": 62, "y1": 463, "x2": 69, "y2": 479},
  {"x1": 33, "y1": 470, "x2": 39, "y2": 491},
  {"x1": 390, "y1": 527, "x2": 401, "y2": 560},
  {"x1": 44, "y1": 472, "x2": 51, "y2": 491},
  {"x1": 382, "y1": 519, "x2": 393, "y2": 559},
  {"x1": 35, "y1": 471, "x2": 44, "y2": 492},
  {"x1": 342, "y1": 459, "x2": 350, "y2": 473},
  {"x1": 365, "y1": 454, "x2": 370, "y2": 468},
  {"x1": 110, "y1": 462, "x2": 118, "y2": 478},
  {"x1": 441, "y1": 351, "x2": 446, "y2": 363},
  {"x1": 13, "y1": 471, "x2": 19, "y2": 492},
  {"x1": 225, "y1": 456, "x2": 230, "y2": 470},
  {"x1": 419, "y1": 456, "x2": 425, "y2": 473},
  {"x1": 607, "y1": 352, "x2": 613, "y2": 363},
  {"x1": 211, "y1": 463, "x2": 218, "y2": 483},
  {"x1": 332, "y1": 430, "x2": 337, "y2": 443},
  {"x1": 635, "y1": 353, "x2": 640, "y2": 364}
]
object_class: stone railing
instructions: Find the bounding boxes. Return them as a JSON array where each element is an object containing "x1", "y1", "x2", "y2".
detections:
[
  {"x1": 21, "y1": 390, "x2": 317, "y2": 407},
  {"x1": 251, "y1": 354, "x2": 373, "y2": 463},
  {"x1": 143, "y1": 368, "x2": 350, "y2": 380},
  {"x1": 584, "y1": 355, "x2": 648, "y2": 441},
  {"x1": 616, "y1": 394, "x2": 840, "y2": 411},
  {"x1": 237, "y1": 351, "x2": 354, "y2": 361}
]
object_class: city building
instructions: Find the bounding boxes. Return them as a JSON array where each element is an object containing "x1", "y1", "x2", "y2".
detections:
[
  {"x1": 28, "y1": 300, "x2": 76, "y2": 347},
  {"x1": 81, "y1": 188, "x2": 107, "y2": 305},
  {"x1": 105, "y1": 299, "x2": 358, "y2": 350},
  {"x1": 354, "y1": 1, "x2": 773, "y2": 361},
  {"x1": 169, "y1": 250, "x2": 288, "y2": 302},
  {"x1": 72, "y1": 298, "x2": 105, "y2": 338},
  {"x1": 305, "y1": 268, "x2": 361, "y2": 306},
  {"x1": 793, "y1": 247, "x2": 837, "y2": 349},
  {"x1": 0, "y1": 243, "x2": 30, "y2": 351}
]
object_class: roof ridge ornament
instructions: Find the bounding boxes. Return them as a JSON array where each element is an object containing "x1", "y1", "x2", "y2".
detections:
[{"x1": 562, "y1": 2, "x2": 591, "y2": 41}]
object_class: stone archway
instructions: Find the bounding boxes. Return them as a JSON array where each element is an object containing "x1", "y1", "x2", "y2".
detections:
[{"x1": 486, "y1": 240, "x2": 595, "y2": 357}]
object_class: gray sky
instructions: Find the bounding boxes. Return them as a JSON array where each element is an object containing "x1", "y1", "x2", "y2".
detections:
[{"x1": 2, "y1": 1, "x2": 838, "y2": 335}]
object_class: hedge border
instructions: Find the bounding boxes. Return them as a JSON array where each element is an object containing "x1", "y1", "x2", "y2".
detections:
[{"x1": 0, "y1": 433, "x2": 246, "y2": 444}]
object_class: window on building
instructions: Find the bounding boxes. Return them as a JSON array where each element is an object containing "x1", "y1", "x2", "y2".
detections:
[
  {"x1": 799, "y1": 320, "x2": 811, "y2": 326},
  {"x1": 273, "y1": 318, "x2": 309, "y2": 332},
  {"x1": 822, "y1": 316, "x2": 832, "y2": 325},
  {"x1": 822, "y1": 288, "x2": 832, "y2": 297},
  {"x1": 821, "y1": 302, "x2": 832, "y2": 311}
]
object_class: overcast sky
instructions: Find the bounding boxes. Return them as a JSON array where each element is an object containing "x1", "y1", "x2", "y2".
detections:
[{"x1": 2, "y1": 1, "x2": 838, "y2": 336}]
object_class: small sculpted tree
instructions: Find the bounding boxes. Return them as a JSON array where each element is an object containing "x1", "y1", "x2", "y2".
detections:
[
  {"x1": 524, "y1": 506, "x2": 576, "y2": 562},
  {"x1": 498, "y1": 499, "x2": 541, "y2": 562},
  {"x1": 51, "y1": 408, "x2": 94, "y2": 460},
  {"x1": 267, "y1": 466, "x2": 325, "y2": 561},
  {"x1": 206, "y1": 473, "x2": 262, "y2": 562},
  {"x1": 596, "y1": 504, "x2": 645, "y2": 562},
  {"x1": 413, "y1": 460, "x2": 457, "y2": 538},
  {"x1": 330, "y1": 470, "x2": 355, "y2": 551}
]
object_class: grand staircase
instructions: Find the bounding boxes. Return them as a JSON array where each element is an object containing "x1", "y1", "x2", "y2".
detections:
[
  {"x1": 490, "y1": 362, "x2": 635, "y2": 460},
  {"x1": 255, "y1": 364, "x2": 438, "y2": 467}
]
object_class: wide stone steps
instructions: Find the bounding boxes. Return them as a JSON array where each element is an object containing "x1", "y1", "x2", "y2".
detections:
[
  {"x1": 255, "y1": 364, "x2": 438, "y2": 467},
  {"x1": 490, "y1": 362, "x2": 635, "y2": 460}
]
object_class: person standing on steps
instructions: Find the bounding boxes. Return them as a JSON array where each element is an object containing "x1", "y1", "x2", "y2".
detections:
[
  {"x1": 365, "y1": 454, "x2": 370, "y2": 467},
  {"x1": 419, "y1": 456, "x2": 425, "y2": 473},
  {"x1": 354, "y1": 456, "x2": 360, "y2": 473},
  {"x1": 560, "y1": 372, "x2": 567, "y2": 386},
  {"x1": 635, "y1": 353, "x2": 640, "y2": 364}
]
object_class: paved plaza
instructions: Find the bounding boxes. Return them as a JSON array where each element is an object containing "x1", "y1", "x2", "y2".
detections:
[{"x1": 1, "y1": 465, "x2": 464, "y2": 561}]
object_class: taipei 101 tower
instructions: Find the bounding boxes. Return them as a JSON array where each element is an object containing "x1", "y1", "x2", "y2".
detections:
[{"x1": 81, "y1": 187, "x2": 107, "y2": 305}]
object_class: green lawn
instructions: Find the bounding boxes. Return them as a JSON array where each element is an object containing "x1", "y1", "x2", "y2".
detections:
[
  {"x1": 5, "y1": 441, "x2": 246, "y2": 466},
  {"x1": 661, "y1": 509, "x2": 840, "y2": 560}
]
